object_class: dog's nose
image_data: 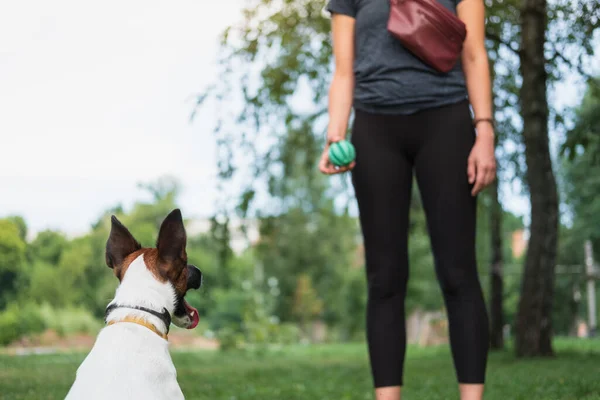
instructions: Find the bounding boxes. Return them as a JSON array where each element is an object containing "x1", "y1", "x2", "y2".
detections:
[{"x1": 186, "y1": 265, "x2": 202, "y2": 290}]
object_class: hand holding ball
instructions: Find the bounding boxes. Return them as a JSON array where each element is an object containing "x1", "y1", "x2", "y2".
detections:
[{"x1": 328, "y1": 140, "x2": 356, "y2": 167}]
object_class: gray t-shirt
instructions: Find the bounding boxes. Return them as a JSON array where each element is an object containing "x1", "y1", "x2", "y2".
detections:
[{"x1": 326, "y1": 0, "x2": 468, "y2": 115}]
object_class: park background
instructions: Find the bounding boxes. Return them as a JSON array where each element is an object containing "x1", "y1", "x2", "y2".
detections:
[{"x1": 1, "y1": 0, "x2": 599, "y2": 398}]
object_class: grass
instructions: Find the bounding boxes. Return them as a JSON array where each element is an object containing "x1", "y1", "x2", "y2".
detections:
[{"x1": 1, "y1": 338, "x2": 599, "y2": 399}]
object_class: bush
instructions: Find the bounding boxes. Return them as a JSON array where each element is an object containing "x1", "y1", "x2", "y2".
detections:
[
  {"x1": 0, "y1": 307, "x2": 20, "y2": 346},
  {"x1": 207, "y1": 289, "x2": 247, "y2": 333},
  {"x1": 0, "y1": 303, "x2": 102, "y2": 346},
  {"x1": 38, "y1": 303, "x2": 102, "y2": 337},
  {"x1": 211, "y1": 281, "x2": 301, "y2": 351},
  {"x1": 0, "y1": 303, "x2": 46, "y2": 346},
  {"x1": 217, "y1": 326, "x2": 246, "y2": 351}
]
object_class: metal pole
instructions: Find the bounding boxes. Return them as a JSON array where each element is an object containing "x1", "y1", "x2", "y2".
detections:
[{"x1": 584, "y1": 240, "x2": 597, "y2": 337}]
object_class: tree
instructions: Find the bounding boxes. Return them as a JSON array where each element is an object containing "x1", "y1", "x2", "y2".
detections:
[
  {"x1": 486, "y1": 51, "x2": 510, "y2": 350},
  {"x1": 196, "y1": 0, "x2": 363, "y2": 331},
  {"x1": 488, "y1": 179, "x2": 505, "y2": 349},
  {"x1": 27, "y1": 230, "x2": 68, "y2": 265},
  {"x1": 484, "y1": 0, "x2": 598, "y2": 355},
  {"x1": 0, "y1": 219, "x2": 26, "y2": 310},
  {"x1": 562, "y1": 78, "x2": 600, "y2": 167},
  {"x1": 256, "y1": 204, "x2": 358, "y2": 324},
  {"x1": 6, "y1": 216, "x2": 27, "y2": 242},
  {"x1": 556, "y1": 79, "x2": 600, "y2": 335},
  {"x1": 513, "y1": 0, "x2": 558, "y2": 357},
  {"x1": 513, "y1": 0, "x2": 599, "y2": 355},
  {"x1": 137, "y1": 175, "x2": 181, "y2": 203},
  {"x1": 480, "y1": 0, "x2": 523, "y2": 350},
  {"x1": 292, "y1": 274, "x2": 324, "y2": 335}
]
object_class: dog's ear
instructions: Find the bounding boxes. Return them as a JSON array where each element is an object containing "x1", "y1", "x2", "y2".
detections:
[
  {"x1": 156, "y1": 209, "x2": 187, "y2": 263},
  {"x1": 106, "y1": 216, "x2": 141, "y2": 269}
]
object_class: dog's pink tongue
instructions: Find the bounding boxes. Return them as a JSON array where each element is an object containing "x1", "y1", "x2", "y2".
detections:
[{"x1": 184, "y1": 300, "x2": 199, "y2": 329}]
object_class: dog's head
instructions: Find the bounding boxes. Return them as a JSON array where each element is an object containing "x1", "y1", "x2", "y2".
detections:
[{"x1": 105, "y1": 209, "x2": 202, "y2": 329}]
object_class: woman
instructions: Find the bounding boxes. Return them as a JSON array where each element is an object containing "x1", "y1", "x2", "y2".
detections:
[{"x1": 319, "y1": 0, "x2": 496, "y2": 399}]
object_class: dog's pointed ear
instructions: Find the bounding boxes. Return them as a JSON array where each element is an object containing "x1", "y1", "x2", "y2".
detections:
[
  {"x1": 106, "y1": 216, "x2": 141, "y2": 269},
  {"x1": 156, "y1": 209, "x2": 187, "y2": 262}
]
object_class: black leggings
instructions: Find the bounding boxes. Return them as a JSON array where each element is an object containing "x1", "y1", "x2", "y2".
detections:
[{"x1": 350, "y1": 100, "x2": 489, "y2": 387}]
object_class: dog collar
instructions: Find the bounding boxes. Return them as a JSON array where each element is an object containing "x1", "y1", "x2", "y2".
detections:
[
  {"x1": 107, "y1": 316, "x2": 169, "y2": 340},
  {"x1": 105, "y1": 304, "x2": 172, "y2": 334}
]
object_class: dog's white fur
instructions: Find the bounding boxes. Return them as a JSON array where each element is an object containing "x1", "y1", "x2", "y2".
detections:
[{"x1": 65, "y1": 255, "x2": 185, "y2": 400}]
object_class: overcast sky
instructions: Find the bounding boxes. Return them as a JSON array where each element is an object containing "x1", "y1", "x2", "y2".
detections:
[
  {"x1": 0, "y1": 0, "x2": 248, "y2": 236},
  {"x1": 0, "y1": 1, "x2": 590, "y2": 238}
]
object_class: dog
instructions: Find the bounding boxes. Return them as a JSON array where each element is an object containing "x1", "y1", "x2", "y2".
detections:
[{"x1": 65, "y1": 209, "x2": 202, "y2": 400}]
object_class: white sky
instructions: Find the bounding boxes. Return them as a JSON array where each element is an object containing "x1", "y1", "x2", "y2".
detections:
[
  {"x1": 0, "y1": 0, "x2": 590, "y2": 237},
  {"x1": 0, "y1": 0, "x2": 245, "y2": 236}
]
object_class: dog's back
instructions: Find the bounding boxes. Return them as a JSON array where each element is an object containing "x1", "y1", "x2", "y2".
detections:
[{"x1": 65, "y1": 323, "x2": 184, "y2": 400}]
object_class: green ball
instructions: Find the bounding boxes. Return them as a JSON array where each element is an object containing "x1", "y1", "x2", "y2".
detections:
[{"x1": 329, "y1": 140, "x2": 356, "y2": 167}]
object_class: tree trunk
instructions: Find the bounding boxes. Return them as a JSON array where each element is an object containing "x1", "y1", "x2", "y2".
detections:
[
  {"x1": 488, "y1": 55, "x2": 504, "y2": 350},
  {"x1": 515, "y1": 0, "x2": 559, "y2": 357},
  {"x1": 489, "y1": 175, "x2": 504, "y2": 349}
]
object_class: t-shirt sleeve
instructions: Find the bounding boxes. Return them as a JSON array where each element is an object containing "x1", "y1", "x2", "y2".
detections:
[{"x1": 325, "y1": 0, "x2": 356, "y2": 18}]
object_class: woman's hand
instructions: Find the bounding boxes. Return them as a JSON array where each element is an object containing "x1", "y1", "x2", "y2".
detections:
[
  {"x1": 467, "y1": 126, "x2": 496, "y2": 196},
  {"x1": 319, "y1": 135, "x2": 356, "y2": 175}
]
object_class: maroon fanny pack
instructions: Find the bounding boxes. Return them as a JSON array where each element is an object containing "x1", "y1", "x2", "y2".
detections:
[{"x1": 387, "y1": 0, "x2": 467, "y2": 73}]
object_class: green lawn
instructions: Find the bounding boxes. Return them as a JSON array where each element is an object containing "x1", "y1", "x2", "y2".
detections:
[{"x1": 1, "y1": 339, "x2": 599, "y2": 399}]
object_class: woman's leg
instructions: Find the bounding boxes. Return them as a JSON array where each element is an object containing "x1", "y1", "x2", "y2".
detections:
[
  {"x1": 413, "y1": 101, "x2": 489, "y2": 399},
  {"x1": 351, "y1": 110, "x2": 414, "y2": 399}
]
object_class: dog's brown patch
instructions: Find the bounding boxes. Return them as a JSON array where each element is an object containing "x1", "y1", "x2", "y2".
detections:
[
  {"x1": 151, "y1": 248, "x2": 189, "y2": 297},
  {"x1": 114, "y1": 248, "x2": 188, "y2": 297}
]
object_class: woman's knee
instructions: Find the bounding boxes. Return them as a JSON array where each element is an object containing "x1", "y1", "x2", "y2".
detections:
[
  {"x1": 436, "y1": 263, "x2": 480, "y2": 298},
  {"x1": 367, "y1": 269, "x2": 408, "y2": 300}
]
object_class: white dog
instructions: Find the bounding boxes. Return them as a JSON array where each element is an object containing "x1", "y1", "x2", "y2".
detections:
[{"x1": 65, "y1": 209, "x2": 202, "y2": 400}]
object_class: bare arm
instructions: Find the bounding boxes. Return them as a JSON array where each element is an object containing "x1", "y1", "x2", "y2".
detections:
[
  {"x1": 457, "y1": 0, "x2": 497, "y2": 195},
  {"x1": 320, "y1": 13, "x2": 356, "y2": 175},
  {"x1": 457, "y1": 0, "x2": 494, "y2": 137},
  {"x1": 327, "y1": 14, "x2": 356, "y2": 141}
]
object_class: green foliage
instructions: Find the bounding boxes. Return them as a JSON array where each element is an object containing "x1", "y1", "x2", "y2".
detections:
[
  {"x1": 0, "y1": 303, "x2": 45, "y2": 346},
  {"x1": 0, "y1": 219, "x2": 27, "y2": 268},
  {"x1": 562, "y1": 78, "x2": 600, "y2": 163},
  {"x1": 292, "y1": 274, "x2": 324, "y2": 331},
  {"x1": 0, "y1": 219, "x2": 27, "y2": 310},
  {"x1": 26, "y1": 261, "x2": 76, "y2": 307},
  {"x1": 206, "y1": 216, "x2": 236, "y2": 290},
  {"x1": 485, "y1": 0, "x2": 599, "y2": 189},
  {"x1": 336, "y1": 266, "x2": 367, "y2": 341},
  {"x1": 554, "y1": 78, "x2": 600, "y2": 336},
  {"x1": 27, "y1": 230, "x2": 68, "y2": 265},
  {"x1": 208, "y1": 288, "x2": 248, "y2": 333},
  {"x1": 210, "y1": 280, "x2": 300, "y2": 351},
  {"x1": 0, "y1": 302, "x2": 101, "y2": 346},
  {"x1": 561, "y1": 79, "x2": 600, "y2": 244},
  {"x1": 256, "y1": 204, "x2": 358, "y2": 325},
  {"x1": 37, "y1": 304, "x2": 102, "y2": 337},
  {"x1": 0, "y1": 309, "x2": 20, "y2": 346},
  {"x1": 6, "y1": 216, "x2": 27, "y2": 242}
]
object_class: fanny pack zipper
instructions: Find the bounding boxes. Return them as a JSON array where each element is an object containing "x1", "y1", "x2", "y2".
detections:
[{"x1": 412, "y1": 0, "x2": 466, "y2": 35}]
